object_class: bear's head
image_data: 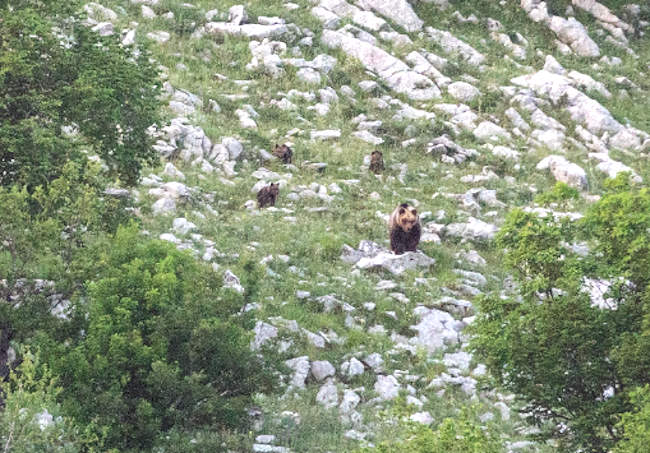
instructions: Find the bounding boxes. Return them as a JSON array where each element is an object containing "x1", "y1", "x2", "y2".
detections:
[{"x1": 397, "y1": 203, "x2": 418, "y2": 232}]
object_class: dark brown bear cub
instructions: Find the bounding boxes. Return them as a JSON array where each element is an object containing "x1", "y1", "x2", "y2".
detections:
[
  {"x1": 369, "y1": 150, "x2": 384, "y2": 174},
  {"x1": 389, "y1": 203, "x2": 421, "y2": 255},
  {"x1": 272, "y1": 144, "x2": 293, "y2": 164},
  {"x1": 257, "y1": 183, "x2": 279, "y2": 208}
]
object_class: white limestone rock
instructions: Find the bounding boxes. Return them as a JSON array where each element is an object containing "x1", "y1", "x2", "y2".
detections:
[
  {"x1": 321, "y1": 30, "x2": 440, "y2": 100},
  {"x1": 410, "y1": 307, "x2": 460, "y2": 353},
  {"x1": 172, "y1": 217, "x2": 196, "y2": 235},
  {"x1": 316, "y1": 380, "x2": 339, "y2": 408},
  {"x1": 311, "y1": 360, "x2": 336, "y2": 382},
  {"x1": 205, "y1": 22, "x2": 293, "y2": 40},
  {"x1": 374, "y1": 375, "x2": 400, "y2": 400},
  {"x1": 425, "y1": 27, "x2": 485, "y2": 66},
  {"x1": 473, "y1": 121, "x2": 512, "y2": 142},
  {"x1": 447, "y1": 81, "x2": 480, "y2": 102},
  {"x1": 360, "y1": 0, "x2": 424, "y2": 32},
  {"x1": 285, "y1": 356, "x2": 310, "y2": 389},
  {"x1": 297, "y1": 67, "x2": 322, "y2": 85},
  {"x1": 445, "y1": 217, "x2": 499, "y2": 241},
  {"x1": 536, "y1": 155, "x2": 588, "y2": 189},
  {"x1": 252, "y1": 321, "x2": 278, "y2": 350}
]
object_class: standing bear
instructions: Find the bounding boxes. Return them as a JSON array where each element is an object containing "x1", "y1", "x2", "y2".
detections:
[{"x1": 388, "y1": 203, "x2": 421, "y2": 255}]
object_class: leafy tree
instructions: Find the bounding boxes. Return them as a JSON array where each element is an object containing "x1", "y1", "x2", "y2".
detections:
[
  {"x1": 0, "y1": 0, "x2": 161, "y2": 189},
  {"x1": 0, "y1": 161, "x2": 130, "y2": 356},
  {"x1": 470, "y1": 181, "x2": 650, "y2": 452},
  {"x1": 41, "y1": 225, "x2": 275, "y2": 451}
]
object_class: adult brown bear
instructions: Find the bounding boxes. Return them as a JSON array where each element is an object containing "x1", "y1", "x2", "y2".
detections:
[{"x1": 388, "y1": 203, "x2": 421, "y2": 255}]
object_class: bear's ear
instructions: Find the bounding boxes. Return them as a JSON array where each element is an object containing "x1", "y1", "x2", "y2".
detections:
[{"x1": 399, "y1": 207, "x2": 406, "y2": 215}]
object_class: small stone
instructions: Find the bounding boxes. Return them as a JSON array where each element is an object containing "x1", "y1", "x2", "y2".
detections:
[
  {"x1": 410, "y1": 411, "x2": 434, "y2": 425},
  {"x1": 447, "y1": 81, "x2": 480, "y2": 102}
]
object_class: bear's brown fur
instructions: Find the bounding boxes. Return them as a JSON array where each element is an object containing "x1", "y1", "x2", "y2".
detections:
[
  {"x1": 257, "y1": 182, "x2": 279, "y2": 208},
  {"x1": 272, "y1": 143, "x2": 293, "y2": 164},
  {"x1": 388, "y1": 203, "x2": 421, "y2": 255},
  {"x1": 369, "y1": 150, "x2": 384, "y2": 174}
]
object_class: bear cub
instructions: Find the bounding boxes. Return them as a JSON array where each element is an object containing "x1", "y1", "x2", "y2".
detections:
[
  {"x1": 272, "y1": 144, "x2": 293, "y2": 164},
  {"x1": 257, "y1": 182, "x2": 279, "y2": 208},
  {"x1": 369, "y1": 150, "x2": 384, "y2": 174},
  {"x1": 389, "y1": 203, "x2": 421, "y2": 255}
]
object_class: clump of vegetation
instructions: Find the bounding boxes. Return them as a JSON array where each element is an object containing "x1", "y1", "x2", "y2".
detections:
[
  {"x1": 42, "y1": 225, "x2": 275, "y2": 451},
  {"x1": 357, "y1": 409, "x2": 504, "y2": 453},
  {"x1": 534, "y1": 182, "x2": 580, "y2": 206}
]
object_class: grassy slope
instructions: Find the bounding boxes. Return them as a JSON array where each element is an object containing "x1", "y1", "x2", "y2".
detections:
[{"x1": 95, "y1": 0, "x2": 649, "y2": 450}]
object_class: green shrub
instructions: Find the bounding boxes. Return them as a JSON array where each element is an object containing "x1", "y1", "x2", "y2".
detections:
[
  {"x1": 357, "y1": 410, "x2": 504, "y2": 453},
  {"x1": 0, "y1": 350, "x2": 85, "y2": 453},
  {"x1": 615, "y1": 385, "x2": 650, "y2": 453},
  {"x1": 534, "y1": 182, "x2": 580, "y2": 206}
]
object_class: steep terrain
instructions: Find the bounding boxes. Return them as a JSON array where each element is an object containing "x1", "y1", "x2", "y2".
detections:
[{"x1": 82, "y1": 0, "x2": 650, "y2": 451}]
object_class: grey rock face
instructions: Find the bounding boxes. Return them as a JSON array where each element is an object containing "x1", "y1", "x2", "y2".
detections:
[
  {"x1": 316, "y1": 380, "x2": 339, "y2": 408},
  {"x1": 374, "y1": 375, "x2": 400, "y2": 400},
  {"x1": 445, "y1": 217, "x2": 499, "y2": 241},
  {"x1": 285, "y1": 356, "x2": 310, "y2": 389},
  {"x1": 252, "y1": 321, "x2": 278, "y2": 350},
  {"x1": 425, "y1": 27, "x2": 485, "y2": 66},
  {"x1": 321, "y1": 30, "x2": 441, "y2": 100},
  {"x1": 447, "y1": 81, "x2": 481, "y2": 102}
]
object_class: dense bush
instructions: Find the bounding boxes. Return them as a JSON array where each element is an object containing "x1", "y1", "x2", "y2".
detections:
[
  {"x1": 471, "y1": 176, "x2": 650, "y2": 452},
  {"x1": 38, "y1": 225, "x2": 275, "y2": 451},
  {"x1": 614, "y1": 385, "x2": 650, "y2": 453}
]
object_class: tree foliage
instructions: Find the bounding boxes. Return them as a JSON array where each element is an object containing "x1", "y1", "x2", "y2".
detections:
[
  {"x1": 615, "y1": 385, "x2": 650, "y2": 453},
  {"x1": 471, "y1": 179, "x2": 650, "y2": 452},
  {"x1": 0, "y1": 0, "x2": 161, "y2": 189}
]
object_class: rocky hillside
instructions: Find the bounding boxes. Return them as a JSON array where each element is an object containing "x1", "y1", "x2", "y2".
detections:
[{"x1": 78, "y1": 0, "x2": 649, "y2": 451}]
